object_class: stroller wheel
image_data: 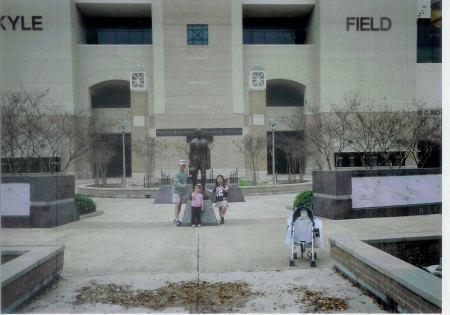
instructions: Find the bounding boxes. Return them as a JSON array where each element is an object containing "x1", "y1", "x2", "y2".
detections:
[
  {"x1": 307, "y1": 251, "x2": 317, "y2": 259},
  {"x1": 311, "y1": 260, "x2": 316, "y2": 267},
  {"x1": 290, "y1": 260, "x2": 295, "y2": 267}
]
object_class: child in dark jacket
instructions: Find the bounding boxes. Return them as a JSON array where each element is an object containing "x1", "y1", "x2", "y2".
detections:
[{"x1": 206, "y1": 175, "x2": 228, "y2": 225}]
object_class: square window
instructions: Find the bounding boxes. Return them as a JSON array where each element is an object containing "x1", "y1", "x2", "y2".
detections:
[
  {"x1": 250, "y1": 71, "x2": 266, "y2": 89},
  {"x1": 187, "y1": 25, "x2": 208, "y2": 45},
  {"x1": 130, "y1": 72, "x2": 147, "y2": 90}
]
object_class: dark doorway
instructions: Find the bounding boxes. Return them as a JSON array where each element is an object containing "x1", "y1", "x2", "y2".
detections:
[
  {"x1": 267, "y1": 132, "x2": 289, "y2": 174},
  {"x1": 106, "y1": 133, "x2": 132, "y2": 177},
  {"x1": 418, "y1": 141, "x2": 441, "y2": 168}
]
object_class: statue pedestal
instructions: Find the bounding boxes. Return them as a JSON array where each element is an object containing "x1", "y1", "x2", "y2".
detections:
[
  {"x1": 181, "y1": 200, "x2": 219, "y2": 226},
  {"x1": 154, "y1": 186, "x2": 192, "y2": 204},
  {"x1": 203, "y1": 184, "x2": 246, "y2": 203}
]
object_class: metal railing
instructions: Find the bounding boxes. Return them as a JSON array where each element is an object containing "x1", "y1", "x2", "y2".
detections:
[
  {"x1": 229, "y1": 167, "x2": 239, "y2": 184},
  {"x1": 160, "y1": 169, "x2": 171, "y2": 185}
]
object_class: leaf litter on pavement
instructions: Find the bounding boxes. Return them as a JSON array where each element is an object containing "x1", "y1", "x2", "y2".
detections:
[
  {"x1": 73, "y1": 280, "x2": 264, "y2": 313},
  {"x1": 73, "y1": 279, "x2": 351, "y2": 313}
]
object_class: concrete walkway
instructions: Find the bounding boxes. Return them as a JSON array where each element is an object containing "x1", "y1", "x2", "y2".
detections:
[{"x1": 1, "y1": 192, "x2": 442, "y2": 313}]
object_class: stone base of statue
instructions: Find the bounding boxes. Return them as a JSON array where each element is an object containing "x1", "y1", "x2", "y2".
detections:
[
  {"x1": 181, "y1": 200, "x2": 219, "y2": 226},
  {"x1": 202, "y1": 184, "x2": 246, "y2": 203},
  {"x1": 226, "y1": 184, "x2": 246, "y2": 202},
  {"x1": 154, "y1": 186, "x2": 192, "y2": 204}
]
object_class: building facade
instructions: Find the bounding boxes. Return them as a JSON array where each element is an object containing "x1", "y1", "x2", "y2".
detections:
[{"x1": 1, "y1": 0, "x2": 442, "y2": 180}]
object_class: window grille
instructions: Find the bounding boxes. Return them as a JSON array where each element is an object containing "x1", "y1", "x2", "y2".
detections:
[
  {"x1": 130, "y1": 66, "x2": 147, "y2": 91},
  {"x1": 187, "y1": 25, "x2": 208, "y2": 45},
  {"x1": 250, "y1": 66, "x2": 266, "y2": 90}
]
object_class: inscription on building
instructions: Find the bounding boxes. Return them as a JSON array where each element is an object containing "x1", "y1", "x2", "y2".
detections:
[
  {"x1": 156, "y1": 128, "x2": 242, "y2": 137},
  {"x1": 418, "y1": 109, "x2": 441, "y2": 117},
  {"x1": 346, "y1": 17, "x2": 391, "y2": 31},
  {"x1": 1, "y1": 16, "x2": 43, "y2": 30}
]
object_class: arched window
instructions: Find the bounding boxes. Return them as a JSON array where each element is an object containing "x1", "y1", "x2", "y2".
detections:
[
  {"x1": 90, "y1": 80, "x2": 130, "y2": 109},
  {"x1": 266, "y1": 79, "x2": 305, "y2": 107}
]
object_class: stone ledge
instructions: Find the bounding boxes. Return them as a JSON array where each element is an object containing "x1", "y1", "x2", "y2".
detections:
[
  {"x1": 1, "y1": 245, "x2": 65, "y2": 313},
  {"x1": 1, "y1": 245, "x2": 65, "y2": 288},
  {"x1": 77, "y1": 182, "x2": 312, "y2": 198},
  {"x1": 330, "y1": 233, "x2": 442, "y2": 311},
  {"x1": 77, "y1": 183, "x2": 158, "y2": 198}
]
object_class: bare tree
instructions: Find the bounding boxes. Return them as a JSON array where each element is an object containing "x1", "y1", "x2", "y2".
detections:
[
  {"x1": 307, "y1": 106, "x2": 337, "y2": 170},
  {"x1": 331, "y1": 93, "x2": 441, "y2": 169},
  {"x1": 282, "y1": 105, "x2": 341, "y2": 170},
  {"x1": 66, "y1": 114, "x2": 115, "y2": 174},
  {"x1": 1, "y1": 88, "x2": 49, "y2": 174},
  {"x1": 399, "y1": 101, "x2": 442, "y2": 168},
  {"x1": 278, "y1": 133, "x2": 307, "y2": 183},
  {"x1": 283, "y1": 92, "x2": 441, "y2": 171},
  {"x1": 89, "y1": 137, "x2": 116, "y2": 187},
  {"x1": 132, "y1": 137, "x2": 169, "y2": 187},
  {"x1": 329, "y1": 96, "x2": 356, "y2": 168},
  {"x1": 1, "y1": 88, "x2": 117, "y2": 176},
  {"x1": 233, "y1": 133, "x2": 267, "y2": 185}
]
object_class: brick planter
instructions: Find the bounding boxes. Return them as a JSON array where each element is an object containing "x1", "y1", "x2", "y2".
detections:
[
  {"x1": 1, "y1": 245, "x2": 65, "y2": 313},
  {"x1": 330, "y1": 235, "x2": 441, "y2": 313}
]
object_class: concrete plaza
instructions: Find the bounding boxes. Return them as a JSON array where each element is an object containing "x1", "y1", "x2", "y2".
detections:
[{"x1": 1, "y1": 191, "x2": 442, "y2": 313}]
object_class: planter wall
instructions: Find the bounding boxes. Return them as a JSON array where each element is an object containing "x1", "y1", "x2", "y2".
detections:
[{"x1": 1, "y1": 175, "x2": 79, "y2": 228}]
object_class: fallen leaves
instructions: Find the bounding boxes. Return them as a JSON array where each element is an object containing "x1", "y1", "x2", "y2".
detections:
[
  {"x1": 287, "y1": 285, "x2": 348, "y2": 313},
  {"x1": 73, "y1": 280, "x2": 264, "y2": 313},
  {"x1": 333, "y1": 267, "x2": 387, "y2": 311},
  {"x1": 302, "y1": 289, "x2": 348, "y2": 312}
]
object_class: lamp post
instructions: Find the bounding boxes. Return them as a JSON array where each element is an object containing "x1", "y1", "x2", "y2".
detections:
[
  {"x1": 119, "y1": 121, "x2": 128, "y2": 188},
  {"x1": 268, "y1": 118, "x2": 278, "y2": 185}
]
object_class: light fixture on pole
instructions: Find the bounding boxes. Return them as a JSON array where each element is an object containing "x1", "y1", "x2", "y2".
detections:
[
  {"x1": 268, "y1": 118, "x2": 278, "y2": 185},
  {"x1": 119, "y1": 121, "x2": 128, "y2": 188}
]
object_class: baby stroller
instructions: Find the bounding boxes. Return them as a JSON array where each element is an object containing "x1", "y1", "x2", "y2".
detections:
[{"x1": 286, "y1": 206, "x2": 323, "y2": 267}]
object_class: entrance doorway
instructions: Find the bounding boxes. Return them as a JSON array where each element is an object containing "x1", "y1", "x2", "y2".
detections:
[{"x1": 106, "y1": 133, "x2": 132, "y2": 177}]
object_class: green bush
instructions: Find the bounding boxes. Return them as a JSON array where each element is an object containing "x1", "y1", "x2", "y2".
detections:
[
  {"x1": 294, "y1": 190, "x2": 313, "y2": 208},
  {"x1": 238, "y1": 181, "x2": 253, "y2": 187},
  {"x1": 74, "y1": 194, "x2": 96, "y2": 215}
]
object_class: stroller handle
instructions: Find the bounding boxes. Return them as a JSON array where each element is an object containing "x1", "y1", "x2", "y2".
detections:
[{"x1": 293, "y1": 206, "x2": 315, "y2": 225}]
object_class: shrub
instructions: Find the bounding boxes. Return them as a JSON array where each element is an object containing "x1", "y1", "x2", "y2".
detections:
[
  {"x1": 74, "y1": 194, "x2": 96, "y2": 215},
  {"x1": 238, "y1": 181, "x2": 253, "y2": 187},
  {"x1": 294, "y1": 190, "x2": 313, "y2": 208}
]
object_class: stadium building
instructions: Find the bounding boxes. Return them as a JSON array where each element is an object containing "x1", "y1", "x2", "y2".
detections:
[{"x1": 1, "y1": 0, "x2": 442, "y2": 181}]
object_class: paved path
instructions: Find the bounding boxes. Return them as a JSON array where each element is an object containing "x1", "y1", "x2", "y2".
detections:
[{"x1": 1, "y1": 193, "x2": 442, "y2": 313}]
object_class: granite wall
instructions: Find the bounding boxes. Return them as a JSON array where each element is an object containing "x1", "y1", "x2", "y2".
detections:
[
  {"x1": 1, "y1": 175, "x2": 79, "y2": 228},
  {"x1": 312, "y1": 168, "x2": 442, "y2": 220}
]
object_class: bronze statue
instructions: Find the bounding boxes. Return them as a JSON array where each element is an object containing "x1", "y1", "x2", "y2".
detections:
[{"x1": 189, "y1": 128, "x2": 209, "y2": 194}]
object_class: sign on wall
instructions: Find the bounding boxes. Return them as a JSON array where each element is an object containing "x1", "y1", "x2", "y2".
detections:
[
  {"x1": 1, "y1": 16, "x2": 43, "y2": 30},
  {"x1": 346, "y1": 17, "x2": 392, "y2": 31},
  {"x1": 1, "y1": 183, "x2": 31, "y2": 216},
  {"x1": 156, "y1": 128, "x2": 243, "y2": 136}
]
